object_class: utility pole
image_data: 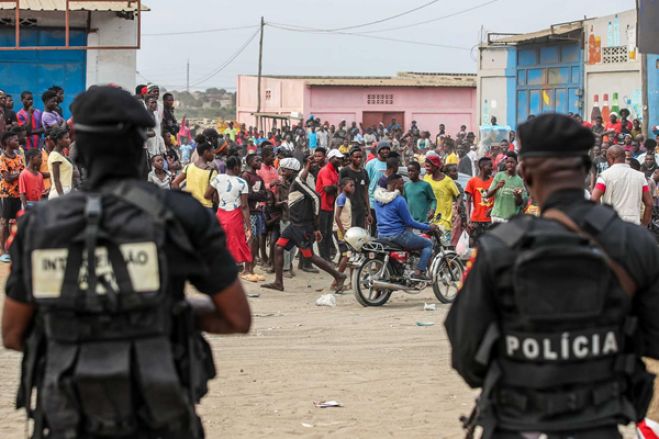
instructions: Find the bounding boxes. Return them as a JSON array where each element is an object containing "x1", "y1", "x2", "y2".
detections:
[
  {"x1": 186, "y1": 58, "x2": 190, "y2": 92},
  {"x1": 256, "y1": 16, "x2": 265, "y2": 130}
]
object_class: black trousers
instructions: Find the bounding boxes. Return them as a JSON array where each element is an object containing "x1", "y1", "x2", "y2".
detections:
[
  {"x1": 351, "y1": 209, "x2": 367, "y2": 229},
  {"x1": 369, "y1": 208, "x2": 378, "y2": 237},
  {"x1": 319, "y1": 210, "x2": 335, "y2": 261}
]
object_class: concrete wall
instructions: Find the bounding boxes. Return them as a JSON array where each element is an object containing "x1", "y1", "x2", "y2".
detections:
[
  {"x1": 583, "y1": 10, "x2": 643, "y2": 123},
  {"x1": 86, "y1": 12, "x2": 138, "y2": 92},
  {"x1": 236, "y1": 75, "x2": 477, "y2": 135},
  {"x1": 477, "y1": 46, "x2": 515, "y2": 127},
  {"x1": 307, "y1": 85, "x2": 476, "y2": 135},
  {"x1": 236, "y1": 75, "x2": 306, "y2": 128}
]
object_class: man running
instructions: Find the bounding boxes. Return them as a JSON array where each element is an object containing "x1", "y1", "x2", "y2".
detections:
[{"x1": 263, "y1": 157, "x2": 346, "y2": 292}]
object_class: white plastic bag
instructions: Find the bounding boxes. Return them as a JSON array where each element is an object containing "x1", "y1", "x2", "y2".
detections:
[
  {"x1": 456, "y1": 230, "x2": 470, "y2": 259},
  {"x1": 315, "y1": 294, "x2": 336, "y2": 307}
]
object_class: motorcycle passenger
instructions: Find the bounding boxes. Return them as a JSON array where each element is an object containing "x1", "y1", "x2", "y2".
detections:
[{"x1": 373, "y1": 173, "x2": 438, "y2": 280}]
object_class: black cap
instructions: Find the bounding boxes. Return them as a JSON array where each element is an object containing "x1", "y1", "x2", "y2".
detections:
[
  {"x1": 518, "y1": 113, "x2": 594, "y2": 158},
  {"x1": 72, "y1": 85, "x2": 155, "y2": 134}
]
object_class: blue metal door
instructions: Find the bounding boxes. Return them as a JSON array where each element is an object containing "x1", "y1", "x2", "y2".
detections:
[
  {"x1": 0, "y1": 27, "x2": 87, "y2": 119},
  {"x1": 516, "y1": 43, "x2": 583, "y2": 125}
]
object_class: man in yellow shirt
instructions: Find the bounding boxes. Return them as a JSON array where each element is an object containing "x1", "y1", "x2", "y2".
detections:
[
  {"x1": 444, "y1": 141, "x2": 459, "y2": 165},
  {"x1": 423, "y1": 154, "x2": 459, "y2": 232},
  {"x1": 223, "y1": 121, "x2": 238, "y2": 142}
]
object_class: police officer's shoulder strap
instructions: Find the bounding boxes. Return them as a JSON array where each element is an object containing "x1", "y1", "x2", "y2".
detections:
[
  {"x1": 486, "y1": 215, "x2": 533, "y2": 248},
  {"x1": 107, "y1": 182, "x2": 195, "y2": 254},
  {"x1": 543, "y1": 208, "x2": 637, "y2": 297}
]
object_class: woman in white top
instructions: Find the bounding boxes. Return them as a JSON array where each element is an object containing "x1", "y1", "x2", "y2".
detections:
[
  {"x1": 47, "y1": 128, "x2": 74, "y2": 199},
  {"x1": 204, "y1": 156, "x2": 257, "y2": 281}
]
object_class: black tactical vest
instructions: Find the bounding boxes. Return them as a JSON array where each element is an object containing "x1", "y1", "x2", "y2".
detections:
[
  {"x1": 472, "y1": 205, "x2": 654, "y2": 435},
  {"x1": 16, "y1": 182, "x2": 215, "y2": 439}
]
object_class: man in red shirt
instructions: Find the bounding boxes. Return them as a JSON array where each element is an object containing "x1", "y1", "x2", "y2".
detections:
[
  {"x1": 315, "y1": 148, "x2": 343, "y2": 261},
  {"x1": 256, "y1": 146, "x2": 278, "y2": 190},
  {"x1": 605, "y1": 112, "x2": 623, "y2": 137},
  {"x1": 465, "y1": 157, "x2": 494, "y2": 245}
]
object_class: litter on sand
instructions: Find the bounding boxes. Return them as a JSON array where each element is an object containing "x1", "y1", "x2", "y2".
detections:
[
  {"x1": 301, "y1": 422, "x2": 314, "y2": 428},
  {"x1": 313, "y1": 400, "x2": 343, "y2": 408},
  {"x1": 315, "y1": 294, "x2": 336, "y2": 307},
  {"x1": 416, "y1": 321, "x2": 435, "y2": 327},
  {"x1": 247, "y1": 293, "x2": 261, "y2": 298},
  {"x1": 424, "y1": 303, "x2": 436, "y2": 311}
]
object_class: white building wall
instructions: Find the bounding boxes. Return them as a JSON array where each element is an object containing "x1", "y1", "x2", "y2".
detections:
[
  {"x1": 477, "y1": 46, "x2": 512, "y2": 126},
  {"x1": 86, "y1": 12, "x2": 138, "y2": 92},
  {"x1": 583, "y1": 9, "x2": 643, "y2": 123}
]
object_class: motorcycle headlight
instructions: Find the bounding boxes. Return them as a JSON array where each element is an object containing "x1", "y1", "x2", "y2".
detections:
[{"x1": 440, "y1": 232, "x2": 452, "y2": 247}]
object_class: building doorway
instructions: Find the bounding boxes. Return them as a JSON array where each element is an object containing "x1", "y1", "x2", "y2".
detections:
[{"x1": 362, "y1": 111, "x2": 404, "y2": 130}]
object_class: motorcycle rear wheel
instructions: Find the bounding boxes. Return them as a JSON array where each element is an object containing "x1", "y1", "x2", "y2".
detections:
[{"x1": 353, "y1": 258, "x2": 393, "y2": 307}]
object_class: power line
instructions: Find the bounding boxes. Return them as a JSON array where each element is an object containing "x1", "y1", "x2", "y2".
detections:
[
  {"x1": 143, "y1": 24, "x2": 259, "y2": 37},
  {"x1": 189, "y1": 28, "x2": 260, "y2": 87},
  {"x1": 356, "y1": 0, "x2": 502, "y2": 34},
  {"x1": 267, "y1": 23, "x2": 471, "y2": 51},
  {"x1": 272, "y1": 0, "x2": 442, "y2": 33}
]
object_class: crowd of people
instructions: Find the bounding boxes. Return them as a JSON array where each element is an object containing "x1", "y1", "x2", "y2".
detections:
[{"x1": 0, "y1": 81, "x2": 657, "y2": 291}]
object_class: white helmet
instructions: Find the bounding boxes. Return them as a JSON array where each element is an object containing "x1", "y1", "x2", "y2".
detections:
[{"x1": 344, "y1": 227, "x2": 370, "y2": 251}]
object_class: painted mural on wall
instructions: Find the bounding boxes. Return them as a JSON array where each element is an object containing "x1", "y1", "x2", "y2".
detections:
[
  {"x1": 588, "y1": 90, "x2": 643, "y2": 122},
  {"x1": 587, "y1": 13, "x2": 637, "y2": 65}
]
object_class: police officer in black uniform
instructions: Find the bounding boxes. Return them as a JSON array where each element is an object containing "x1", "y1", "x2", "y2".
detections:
[
  {"x1": 445, "y1": 113, "x2": 659, "y2": 439},
  {"x1": 2, "y1": 86, "x2": 251, "y2": 439}
]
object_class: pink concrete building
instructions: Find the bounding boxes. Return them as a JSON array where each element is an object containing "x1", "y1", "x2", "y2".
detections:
[{"x1": 236, "y1": 72, "x2": 477, "y2": 135}]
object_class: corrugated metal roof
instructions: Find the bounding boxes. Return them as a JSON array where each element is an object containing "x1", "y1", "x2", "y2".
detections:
[
  {"x1": 0, "y1": 0, "x2": 149, "y2": 12},
  {"x1": 488, "y1": 21, "x2": 583, "y2": 44},
  {"x1": 258, "y1": 72, "x2": 476, "y2": 88}
]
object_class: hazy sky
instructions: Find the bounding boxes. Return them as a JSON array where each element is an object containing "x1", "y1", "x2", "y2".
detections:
[{"x1": 136, "y1": 0, "x2": 635, "y2": 91}]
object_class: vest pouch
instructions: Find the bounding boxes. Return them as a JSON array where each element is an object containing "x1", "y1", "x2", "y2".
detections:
[
  {"x1": 191, "y1": 333, "x2": 216, "y2": 403},
  {"x1": 629, "y1": 360, "x2": 656, "y2": 421},
  {"x1": 42, "y1": 341, "x2": 80, "y2": 438},
  {"x1": 513, "y1": 246, "x2": 610, "y2": 321},
  {"x1": 73, "y1": 341, "x2": 136, "y2": 436},
  {"x1": 134, "y1": 337, "x2": 191, "y2": 429}
]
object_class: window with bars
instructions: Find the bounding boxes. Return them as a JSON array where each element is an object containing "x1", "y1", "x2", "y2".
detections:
[{"x1": 367, "y1": 94, "x2": 394, "y2": 105}]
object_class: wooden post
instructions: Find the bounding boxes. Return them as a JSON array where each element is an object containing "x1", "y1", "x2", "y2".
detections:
[{"x1": 256, "y1": 16, "x2": 265, "y2": 129}]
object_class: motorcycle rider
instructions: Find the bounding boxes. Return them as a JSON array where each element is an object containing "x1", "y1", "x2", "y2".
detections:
[{"x1": 373, "y1": 173, "x2": 438, "y2": 280}]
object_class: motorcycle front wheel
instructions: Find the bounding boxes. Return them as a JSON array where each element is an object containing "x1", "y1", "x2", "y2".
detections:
[
  {"x1": 353, "y1": 258, "x2": 393, "y2": 307},
  {"x1": 432, "y1": 253, "x2": 464, "y2": 304}
]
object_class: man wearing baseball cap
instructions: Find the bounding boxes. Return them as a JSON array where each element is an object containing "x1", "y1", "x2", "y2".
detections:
[
  {"x1": 446, "y1": 113, "x2": 659, "y2": 438},
  {"x1": 316, "y1": 148, "x2": 344, "y2": 261}
]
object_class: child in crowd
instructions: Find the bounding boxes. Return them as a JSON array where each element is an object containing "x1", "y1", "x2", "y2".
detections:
[
  {"x1": 18, "y1": 148, "x2": 44, "y2": 209},
  {"x1": 0, "y1": 131, "x2": 25, "y2": 262},
  {"x1": 147, "y1": 155, "x2": 172, "y2": 189},
  {"x1": 333, "y1": 177, "x2": 355, "y2": 290}
]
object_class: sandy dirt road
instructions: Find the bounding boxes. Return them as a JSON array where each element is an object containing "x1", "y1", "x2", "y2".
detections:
[{"x1": 0, "y1": 265, "x2": 636, "y2": 438}]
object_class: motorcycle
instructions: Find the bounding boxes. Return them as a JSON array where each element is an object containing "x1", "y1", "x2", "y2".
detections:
[{"x1": 345, "y1": 227, "x2": 465, "y2": 307}]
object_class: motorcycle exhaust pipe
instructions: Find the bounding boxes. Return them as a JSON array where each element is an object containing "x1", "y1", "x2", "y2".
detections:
[{"x1": 371, "y1": 280, "x2": 417, "y2": 291}]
